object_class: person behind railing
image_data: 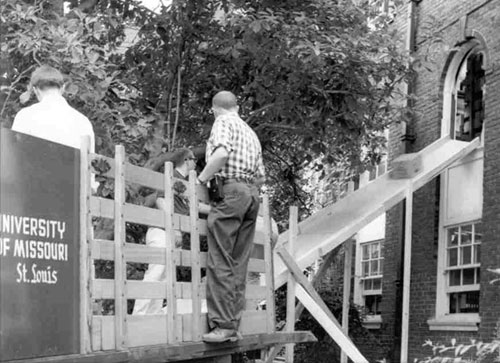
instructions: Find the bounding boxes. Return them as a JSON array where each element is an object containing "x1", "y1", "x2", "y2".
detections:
[
  {"x1": 196, "y1": 91, "x2": 265, "y2": 343},
  {"x1": 11, "y1": 65, "x2": 95, "y2": 153},
  {"x1": 11, "y1": 65, "x2": 97, "y2": 190},
  {"x1": 133, "y1": 148, "x2": 197, "y2": 315}
]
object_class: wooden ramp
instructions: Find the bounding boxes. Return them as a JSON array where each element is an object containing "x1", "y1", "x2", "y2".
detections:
[{"x1": 274, "y1": 136, "x2": 480, "y2": 289}]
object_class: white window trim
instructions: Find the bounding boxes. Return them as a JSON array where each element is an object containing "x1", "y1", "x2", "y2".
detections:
[
  {"x1": 432, "y1": 42, "x2": 485, "y2": 331},
  {"x1": 354, "y1": 238, "x2": 384, "y2": 329}
]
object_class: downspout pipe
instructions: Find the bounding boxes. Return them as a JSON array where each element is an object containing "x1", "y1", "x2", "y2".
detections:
[{"x1": 400, "y1": 1, "x2": 419, "y2": 363}]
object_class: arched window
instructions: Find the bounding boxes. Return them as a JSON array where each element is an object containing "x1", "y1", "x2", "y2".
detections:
[
  {"x1": 441, "y1": 39, "x2": 487, "y2": 142},
  {"x1": 430, "y1": 37, "x2": 487, "y2": 331}
]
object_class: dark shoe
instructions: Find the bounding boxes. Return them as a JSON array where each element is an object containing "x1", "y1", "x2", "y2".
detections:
[{"x1": 202, "y1": 328, "x2": 240, "y2": 343}]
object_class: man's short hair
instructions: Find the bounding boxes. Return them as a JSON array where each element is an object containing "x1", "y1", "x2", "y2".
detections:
[
  {"x1": 30, "y1": 65, "x2": 65, "y2": 90},
  {"x1": 212, "y1": 91, "x2": 238, "y2": 110},
  {"x1": 171, "y1": 148, "x2": 193, "y2": 168}
]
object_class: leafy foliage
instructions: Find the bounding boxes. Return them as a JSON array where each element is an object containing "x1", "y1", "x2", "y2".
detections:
[
  {"x1": 1, "y1": 0, "x2": 411, "y2": 226},
  {"x1": 417, "y1": 339, "x2": 500, "y2": 363}
]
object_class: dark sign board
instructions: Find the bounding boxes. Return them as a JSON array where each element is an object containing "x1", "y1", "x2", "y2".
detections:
[{"x1": 0, "y1": 128, "x2": 80, "y2": 361}]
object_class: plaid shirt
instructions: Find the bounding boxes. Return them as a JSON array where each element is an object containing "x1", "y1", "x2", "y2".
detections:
[{"x1": 206, "y1": 112, "x2": 265, "y2": 180}]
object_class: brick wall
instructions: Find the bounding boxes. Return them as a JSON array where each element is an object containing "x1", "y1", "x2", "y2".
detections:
[{"x1": 384, "y1": 0, "x2": 500, "y2": 361}]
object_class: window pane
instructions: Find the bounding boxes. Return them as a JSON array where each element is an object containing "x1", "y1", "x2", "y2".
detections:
[
  {"x1": 364, "y1": 279, "x2": 372, "y2": 290},
  {"x1": 371, "y1": 244, "x2": 379, "y2": 259},
  {"x1": 463, "y1": 268, "x2": 475, "y2": 285},
  {"x1": 449, "y1": 270, "x2": 461, "y2": 286},
  {"x1": 372, "y1": 278, "x2": 381, "y2": 290},
  {"x1": 448, "y1": 228, "x2": 459, "y2": 246},
  {"x1": 449, "y1": 291, "x2": 480, "y2": 313},
  {"x1": 475, "y1": 267, "x2": 480, "y2": 284},
  {"x1": 362, "y1": 262, "x2": 369, "y2": 277},
  {"x1": 362, "y1": 245, "x2": 369, "y2": 260},
  {"x1": 371, "y1": 260, "x2": 379, "y2": 275},
  {"x1": 474, "y1": 223, "x2": 483, "y2": 244},
  {"x1": 461, "y1": 225, "x2": 472, "y2": 245},
  {"x1": 379, "y1": 259, "x2": 383, "y2": 273},
  {"x1": 448, "y1": 248, "x2": 458, "y2": 267},
  {"x1": 365, "y1": 295, "x2": 382, "y2": 315},
  {"x1": 474, "y1": 244, "x2": 480, "y2": 264},
  {"x1": 461, "y1": 246, "x2": 472, "y2": 265}
]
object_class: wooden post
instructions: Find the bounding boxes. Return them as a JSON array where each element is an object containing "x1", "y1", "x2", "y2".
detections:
[
  {"x1": 340, "y1": 239, "x2": 353, "y2": 363},
  {"x1": 164, "y1": 162, "x2": 178, "y2": 343},
  {"x1": 262, "y1": 194, "x2": 276, "y2": 334},
  {"x1": 79, "y1": 136, "x2": 92, "y2": 353},
  {"x1": 400, "y1": 189, "x2": 413, "y2": 363},
  {"x1": 114, "y1": 145, "x2": 127, "y2": 350},
  {"x1": 189, "y1": 170, "x2": 202, "y2": 341},
  {"x1": 285, "y1": 206, "x2": 298, "y2": 363}
]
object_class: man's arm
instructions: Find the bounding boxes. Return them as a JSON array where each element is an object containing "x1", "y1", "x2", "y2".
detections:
[{"x1": 197, "y1": 146, "x2": 229, "y2": 183}]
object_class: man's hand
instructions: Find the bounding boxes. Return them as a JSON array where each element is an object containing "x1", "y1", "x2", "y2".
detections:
[{"x1": 197, "y1": 146, "x2": 229, "y2": 183}]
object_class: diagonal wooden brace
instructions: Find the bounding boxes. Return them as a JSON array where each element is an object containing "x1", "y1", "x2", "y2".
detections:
[{"x1": 276, "y1": 247, "x2": 368, "y2": 363}]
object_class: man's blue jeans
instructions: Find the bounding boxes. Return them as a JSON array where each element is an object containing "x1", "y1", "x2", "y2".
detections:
[{"x1": 206, "y1": 181, "x2": 260, "y2": 330}]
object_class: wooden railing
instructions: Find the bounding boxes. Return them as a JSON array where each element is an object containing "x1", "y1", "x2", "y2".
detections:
[{"x1": 80, "y1": 143, "x2": 276, "y2": 353}]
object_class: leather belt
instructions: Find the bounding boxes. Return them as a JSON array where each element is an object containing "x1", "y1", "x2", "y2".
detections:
[{"x1": 223, "y1": 177, "x2": 255, "y2": 185}]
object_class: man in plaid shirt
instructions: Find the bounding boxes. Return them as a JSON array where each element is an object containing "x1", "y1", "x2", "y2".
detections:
[{"x1": 197, "y1": 91, "x2": 265, "y2": 343}]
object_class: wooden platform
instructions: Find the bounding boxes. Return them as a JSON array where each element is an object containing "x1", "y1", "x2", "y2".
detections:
[
  {"x1": 274, "y1": 136, "x2": 480, "y2": 288},
  {"x1": 4, "y1": 332, "x2": 316, "y2": 363}
]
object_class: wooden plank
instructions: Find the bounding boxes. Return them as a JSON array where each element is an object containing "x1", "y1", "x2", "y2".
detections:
[
  {"x1": 113, "y1": 145, "x2": 127, "y2": 350},
  {"x1": 128, "y1": 315, "x2": 168, "y2": 347},
  {"x1": 79, "y1": 136, "x2": 92, "y2": 354},
  {"x1": 400, "y1": 189, "x2": 413, "y2": 363},
  {"x1": 3, "y1": 351, "x2": 129, "y2": 363},
  {"x1": 285, "y1": 206, "x2": 298, "y2": 363},
  {"x1": 89, "y1": 197, "x2": 209, "y2": 235},
  {"x1": 340, "y1": 239, "x2": 353, "y2": 363},
  {"x1": 274, "y1": 137, "x2": 480, "y2": 289},
  {"x1": 277, "y1": 247, "x2": 367, "y2": 362},
  {"x1": 91, "y1": 313, "x2": 102, "y2": 351},
  {"x1": 163, "y1": 162, "x2": 178, "y2": 344},
  {"x1": 126, "y1": 331, "x2": 316, "y2": 363},
  {"x1": 101, "y1": 315, "x2": 115, "y2": 351},
  {"x1": 295, "y1": 285, "x2": 368, "y2": 362},
  {"x1": 261, "y1": 194, "x2": 276, "y2": 334},
  {"x1": 189, "y1": 171, "x2": 202, "y2": 341},
  {"x1": 263, "y1": 344, "x2": 284, "y2": 363}
]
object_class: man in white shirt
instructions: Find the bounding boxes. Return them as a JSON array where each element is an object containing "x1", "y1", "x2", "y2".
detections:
[{"x1": 11, "y1": 65, "x2": 95, "y2": 152}]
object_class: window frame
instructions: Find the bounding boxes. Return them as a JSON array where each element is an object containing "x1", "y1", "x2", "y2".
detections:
[{"x1": 431, "y1": 40, "x2": 486, "y2": 331}]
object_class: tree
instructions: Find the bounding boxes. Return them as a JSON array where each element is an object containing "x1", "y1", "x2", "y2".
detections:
[{"x1": 0, "y1": 0, "x2": 411, "y2": 224}]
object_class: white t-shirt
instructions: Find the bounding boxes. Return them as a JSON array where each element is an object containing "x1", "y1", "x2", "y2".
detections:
[{"x1": 12, "y1": 94, "x2": 95, "y2": 152}]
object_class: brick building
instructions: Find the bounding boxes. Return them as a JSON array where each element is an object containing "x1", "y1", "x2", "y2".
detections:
[{"x1": 352, "y1": 1, "x2": 500, "y2": 361}]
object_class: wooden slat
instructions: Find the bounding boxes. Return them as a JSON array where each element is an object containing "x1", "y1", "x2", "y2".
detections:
[
  {"x1": 400, "y1": 189, "x2": 413, "y2": 363},
  {"x1": 126, "y1": 331, "x2": 316, "y2": 363},
  {"x1": 93, "y1": 279, "x2": 264, "y2": 305},
  {"x1": 79, "y1": 136, "x2": 92, "y2": 354},
  {"x1": 262, "y1": 195, "x2": 275, "y2": 334},
  {"x1": 91, "y1": 240, "x2": 266, "y2": 272},
  {"x1": 113, "y1": 145, "x2": 127, "y2": 350},
  {"x1": 340, "y1": 239, "x2": 353, "y2": 363},
  {"x1": 274, "y1": 137, "x2": 480, "y2": 290},
  {"x1": 89, "y1": 153, "x2": 209, "y2": 202},
  {"x1": 163, "y1": 162, "x2": 178, "y2": 344},
  {"x1": 285, "y1": 206, "x2": 298, "y2": 363},
  {"x1": 89, "y1": 197, "x2": 209, "y2": 234},
  {"x1": 92, "y1": 310, "x2": 271, "y2": 348},
  {"x1": 188, "y1": 171, "x2": 202, "y2": 341},
  {"x1": 91, "y1": 308, "x2": 102, "y2": 351}
]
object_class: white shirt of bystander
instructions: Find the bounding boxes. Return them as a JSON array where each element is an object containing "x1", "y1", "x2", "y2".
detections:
[{"x1": 12, "y1": 94, "x2": 95, "y2": 152}]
